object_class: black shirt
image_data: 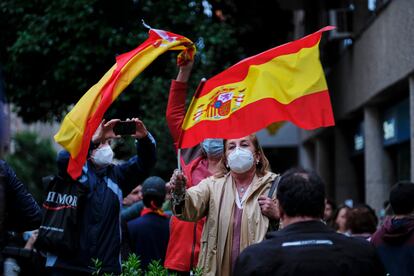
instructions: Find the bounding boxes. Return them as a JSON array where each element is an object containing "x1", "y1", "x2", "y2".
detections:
[{"x1": 234, "y1": 220, "x2": 385, "y2": 276}]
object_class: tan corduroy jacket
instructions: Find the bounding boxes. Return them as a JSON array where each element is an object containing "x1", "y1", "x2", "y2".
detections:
[{"x1": 174, "y1": 171, "x2": 277, "y2": 276}]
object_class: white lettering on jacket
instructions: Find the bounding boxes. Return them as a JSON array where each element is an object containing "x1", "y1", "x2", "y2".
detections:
[{"x1": 45, "y1": 191, "x2": 77, "y2": 208}]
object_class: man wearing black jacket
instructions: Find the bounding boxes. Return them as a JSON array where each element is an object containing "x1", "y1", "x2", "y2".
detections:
[
  {"x1": 128, "y1": 176, "x2": 169, "y2": 271},
  {"x1": 234, "y1": 168, "x2": 385, "y2": 276},
  {"x1": 0, "y1": 160, "x2": 42, "y2": 273},
  {"x1": 47, "y1": 118, "x2": 156, "y2": 275}
]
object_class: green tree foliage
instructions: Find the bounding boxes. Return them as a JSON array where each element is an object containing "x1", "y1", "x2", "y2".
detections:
[
  {"x1": 102, "y1": 1, "x2": 244, "y2": 177},
  {"x1": 5, "y1": 131, "x2": 57, "y2": 202},
  {"x1": 0, "y1": 0, "x2": 242, "y2": 178},
  {"x1": 0, "y1": 0, "x2": 293, "y2": 178},
  {"x1": 0, "y1": 0, "x2": 140, "y2": 122}
]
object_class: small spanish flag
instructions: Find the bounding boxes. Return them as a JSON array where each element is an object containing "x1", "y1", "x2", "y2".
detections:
[
  {"x1": 178, "y1": 26, "x2": 335, "y2": 148},
  {"x1": 55, "y1": 29, "x2": 194, "y2": 179}
]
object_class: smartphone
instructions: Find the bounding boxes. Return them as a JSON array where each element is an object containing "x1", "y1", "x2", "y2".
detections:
[{"x1": 113, "y1": 121, "x2": 136, "y2": 136}]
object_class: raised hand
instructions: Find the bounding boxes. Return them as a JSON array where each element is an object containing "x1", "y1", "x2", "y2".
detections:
[
  {"x1": 169, "y1": 169, "x2": 187, "y2": 192},
  {"x1": 92, "y1": 119, "x2": 121, "y2": 144},
  {"x1": 129, "y1": 118, "x2": 148, "y2": 139},
  {"x1": 176, "y1": 60, "x2": 194, "y2": 83}
]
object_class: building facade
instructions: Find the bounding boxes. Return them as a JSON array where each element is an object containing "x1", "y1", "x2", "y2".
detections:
[{"x1": 292, "y1": 0, "x2": 414, "y2": 212}]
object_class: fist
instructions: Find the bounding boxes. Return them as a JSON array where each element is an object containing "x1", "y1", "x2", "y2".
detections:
[
  {"x1": 169, "y1": 169, "x2": 187, "y2": 191},
  {"x1": 258, "y1": 195, "x2": 279, "y2": 220}
]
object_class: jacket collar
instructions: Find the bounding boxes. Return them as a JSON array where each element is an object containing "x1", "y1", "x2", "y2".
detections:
[
  {"x1": 246, "y1": 171, "x2": 276, "y2": 201},
  {"x1": 268, "y1": 220, "x2": 332, "y2": 238},
  {"x1": 250, "y1": 171, "x2": 275, "y2": 189},
  {"x1": 223, "y1": 171, "x2": 275, "y2": 195}
]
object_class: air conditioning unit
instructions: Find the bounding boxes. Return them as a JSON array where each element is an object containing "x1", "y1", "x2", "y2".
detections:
[{"x1": 328, "y1": 9, "x2": 353, "y2": 40}]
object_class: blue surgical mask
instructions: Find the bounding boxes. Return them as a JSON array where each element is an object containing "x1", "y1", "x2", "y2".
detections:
[{"x1": 202, "y1": 139, "x2": 224, "y2": 158}]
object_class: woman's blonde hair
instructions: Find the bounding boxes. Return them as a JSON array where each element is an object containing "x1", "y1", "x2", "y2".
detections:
[{"x1": 215, "y1": 134, "x2": 270, "y2": 178}]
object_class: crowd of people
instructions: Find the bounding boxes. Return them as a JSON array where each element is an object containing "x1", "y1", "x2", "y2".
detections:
[{"x1": 0, "y1": 62, "x2": 414, "y2": 276}]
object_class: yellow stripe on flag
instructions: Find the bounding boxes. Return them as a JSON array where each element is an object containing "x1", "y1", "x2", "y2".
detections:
[
  {"x1": 112, "y1": 40, "x2": 188, "y2": 100},
  {"x1": 55, "y1": 36, "x2": 193, "y2": 159},
  {"x1": 55, "y1": 64, "x2": 117, "y2": 156},
  {"x1": 182, "y1": 42, "x2": 326, "y2": 130}
]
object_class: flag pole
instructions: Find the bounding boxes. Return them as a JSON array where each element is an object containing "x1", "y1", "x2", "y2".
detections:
[
  {"x1": 176, "y1": 77, "x2": 207, "y2": 171},
  {"x1": 177, "y1": 149, "x2": 181, "y2": 171},
  {"x1": 193, "y1": 78, "x2": 207, "y2": 98}
]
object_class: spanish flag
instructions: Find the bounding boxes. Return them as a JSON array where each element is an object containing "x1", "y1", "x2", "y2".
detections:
[
  {"x1": 55, "y1": 29, "x2": 194, "y2": 179},
  {"x1": 179, "y1": 26, "x2": 335, "y2": 149}
]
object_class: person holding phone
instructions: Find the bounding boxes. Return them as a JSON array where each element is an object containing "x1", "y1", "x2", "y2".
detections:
[
  {"x1": 113, "y1": 120, "x2": 137, "y2": 136},
  {"x1": 47, "y1": 118, "x2": 156, "y2": 276}
]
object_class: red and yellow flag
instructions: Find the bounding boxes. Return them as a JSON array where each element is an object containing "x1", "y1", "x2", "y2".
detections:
[
  {"x1": 55, "y1": 29, "x2": 194, "y2": 179},
  {"x1": 178, "y1": 26, "x2": 335, "y2": 149}
]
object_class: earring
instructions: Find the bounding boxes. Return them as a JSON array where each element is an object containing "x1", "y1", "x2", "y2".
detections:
[{"x1": 256, "y1": 159, "x2": 259, "y2": 165}]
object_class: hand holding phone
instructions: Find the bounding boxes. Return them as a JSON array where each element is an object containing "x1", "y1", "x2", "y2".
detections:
[{"x1": 113, "y1": 121, "x2": 137, "y2": 136}]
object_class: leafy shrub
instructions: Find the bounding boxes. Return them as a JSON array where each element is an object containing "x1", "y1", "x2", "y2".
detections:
[{"x1": 91, "y1": 254, "x2": 203, "y2": 275}]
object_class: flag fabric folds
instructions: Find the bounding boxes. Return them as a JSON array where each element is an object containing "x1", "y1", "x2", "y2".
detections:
[
  {"x1": 178, "y1": 26, "x2": 335, "y2": 149},
  {"x1": 54, "y1": 29, "x2": 194, "y2": 179}
]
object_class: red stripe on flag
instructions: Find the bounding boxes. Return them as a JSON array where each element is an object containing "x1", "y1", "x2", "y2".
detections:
[
  {"x1": 67, "y1": 33, "x2": 160, "y2": 179},
  {"x1": 199, "y1": 26, "x2": 334, "y2": 97},
  {"x1": 179, "y1": 90, "x2": 334, "y2": 149}
]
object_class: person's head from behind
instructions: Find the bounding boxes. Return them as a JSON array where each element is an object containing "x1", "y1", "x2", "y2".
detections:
[
  {"x1": 57, "y1": 150, "x2": 70, "y2": 177},
  {"x1": 276, "y1": 168, "x2": 325, "y2": 223},
  {"x1": 346, "y1": 204, "x2": 378, "y2": 235},
  {"x1": 201, "y1": 138, "x2": 224, "y2": 160},
  {"x1": 142, "y1": 176, "x2": 166, "y2": 209},
  {"x1": 123, "y1": 184, "x2": 143, "y2": 206},
  {"x1": 390, "y1": 181, "x2": 414, "y2": 216},
  {"x1": 217, "y1": 134, "x2": 270, "y2": 177}
]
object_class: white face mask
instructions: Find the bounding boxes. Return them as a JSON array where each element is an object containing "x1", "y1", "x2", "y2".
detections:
[
  {"x1": 92, "y1": 144, "x2": 114, "y2": 167},
  {"x1": 227, "y1": 147, "x2": 255, "y2": 173}
]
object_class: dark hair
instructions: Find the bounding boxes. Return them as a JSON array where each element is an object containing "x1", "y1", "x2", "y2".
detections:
[
  {"x1": 390, "y1": 181, "x2": 414, "y2": 215},
  {"x1": 143, "y1": 195, "x2": 164, "y2": 208},
  {"x1": 326, "y1": 198, "x2": 337, "y2": 211},
  {"x1": 346, "y1": 204, "x2": 378, "y2": 234},
  {"x1": 142, "y1": 176, "x2": 166, "y2": 208},
  {"x1": 324, "y1": 198, "x2": 337, "y2": 226},
  {"x1": 276, "y1": 167, "x2": 326, "y2": 218},
  {"x1": 329, "y1": 204, "x2": 351, "y2": 231}
]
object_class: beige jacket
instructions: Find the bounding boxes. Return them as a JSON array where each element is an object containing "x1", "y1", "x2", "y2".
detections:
[{"x1": 174, "y1": 171, "x2": 277, "y2": 276}]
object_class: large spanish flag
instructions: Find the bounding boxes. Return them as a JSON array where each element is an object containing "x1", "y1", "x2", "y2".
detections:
[
  {"x1": 55, "y1": 29, "x2": 194, "y2": 179},
  {"x1": 179, "y1": 26, "x2": 335, "y2": 148}
]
